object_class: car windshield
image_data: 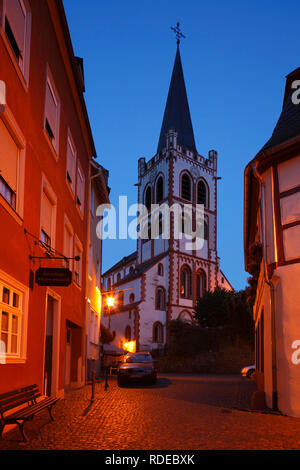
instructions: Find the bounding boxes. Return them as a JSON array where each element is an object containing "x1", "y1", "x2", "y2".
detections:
[{"x1": 124, "y1": 354, "x2": 152, "y2": 363}]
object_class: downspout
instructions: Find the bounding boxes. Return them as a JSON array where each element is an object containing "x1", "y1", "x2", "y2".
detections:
[{"x1": 252, "y1": 163, "x2": 278, "y2": 411}]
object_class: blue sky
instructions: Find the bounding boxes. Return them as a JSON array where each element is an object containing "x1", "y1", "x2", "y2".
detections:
[{"x1": 63, "y1": 0, "x2": 300, "y2": 291}]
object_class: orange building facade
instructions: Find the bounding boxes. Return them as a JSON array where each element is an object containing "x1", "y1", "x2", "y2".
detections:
[{"x1": 0, "y1": 0, "x2": 107, "y2": 398}]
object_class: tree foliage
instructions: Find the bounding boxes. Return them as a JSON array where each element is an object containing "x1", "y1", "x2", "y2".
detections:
[{"x1": 193, "y1": 287, "x2": 254, "y2": 340}]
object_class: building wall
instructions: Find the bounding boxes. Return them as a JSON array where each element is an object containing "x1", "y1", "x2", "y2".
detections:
[{"x1": 0, "y1": 0, "x2": 93, "y2": 396}]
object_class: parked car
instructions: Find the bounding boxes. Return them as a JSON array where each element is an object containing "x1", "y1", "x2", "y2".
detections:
[
  {"x1": 241, "y1": 365, "x2": 256, "y2": 379},
  {"x1": 117, "y1": 352, "x2": 157, "y2": 386}
]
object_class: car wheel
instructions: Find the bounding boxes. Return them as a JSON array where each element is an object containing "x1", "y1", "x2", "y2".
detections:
[{"x1": 247, "y1": 369, "x2": 255, "y2": 379}]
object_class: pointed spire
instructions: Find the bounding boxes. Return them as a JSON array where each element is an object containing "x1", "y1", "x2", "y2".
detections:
[{"x1": 157, "y1": 44, "x2": 197, "y2": 153}]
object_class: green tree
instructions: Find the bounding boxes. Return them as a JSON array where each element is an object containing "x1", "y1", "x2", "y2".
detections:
[{"x1": 193, "y1": 287, "x2": 254, "y2": 341}]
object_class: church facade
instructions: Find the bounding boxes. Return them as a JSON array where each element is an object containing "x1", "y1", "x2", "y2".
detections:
[{"x1": 101, "y1": 44, "x2": 232, "y2": 352}]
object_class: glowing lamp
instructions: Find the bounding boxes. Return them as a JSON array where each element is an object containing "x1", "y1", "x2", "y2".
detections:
[
  {"x1": 106, "y1": 296, "x2": 115, "y2": 308},
  {"x1": 123, "y1": 340, "x2": 136, "y2": 353}
]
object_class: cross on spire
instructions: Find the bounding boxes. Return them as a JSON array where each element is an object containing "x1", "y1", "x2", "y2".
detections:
[{"x1": 170, "y1": 22, "x2": 185, "y2": 45}]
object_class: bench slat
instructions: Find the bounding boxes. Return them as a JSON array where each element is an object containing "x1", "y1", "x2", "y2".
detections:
[
  {"x1": 0, "y1": 385, "x2": 37, "y2": 402},
  {"x1": 0, "y1": 392, "x2": 40, "y2": 413},
  {"x1": 6, "y1": 398, "x2": 59, "y2": 421}
]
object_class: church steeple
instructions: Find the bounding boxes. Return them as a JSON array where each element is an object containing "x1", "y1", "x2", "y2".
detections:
[{"x1": 157, "y1": 43, "x2": 197, "y2": 154}]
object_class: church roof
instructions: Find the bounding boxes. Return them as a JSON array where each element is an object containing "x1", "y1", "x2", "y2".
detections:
[
  {"x1": 113, "y1": 253, "x2": 167, "y2": 286},
  {"x1": 157, "y1": 45, "x2": 197, "y2": 153},
  {"x1": 102, "y1": 251, "x2": 137, "y2": 277}
]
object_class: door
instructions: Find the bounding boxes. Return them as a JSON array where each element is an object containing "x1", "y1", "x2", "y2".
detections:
[{"x1": 44, "y1": 295, "x2": 54, "y2": 396}]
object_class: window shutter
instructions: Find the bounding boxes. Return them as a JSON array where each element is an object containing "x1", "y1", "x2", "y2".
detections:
[
  {"x1": 5, "y1": 0, "x2": 26, "y2": 54},
  {"x1": 0, "y1": 120, "x2": 19, "y2": 192},
  {"x1": 45, "y1": 80, "x2": 57, "y2": 139},
  {"x1": 66, "y1": 137, "x2": 76, "y2": 189},
  {"x1": 76, "y1": 166, "x2": 85, "y2": 211},
  {"x1": 41, "y1": 192, "x2": 53, "y2": 239}
]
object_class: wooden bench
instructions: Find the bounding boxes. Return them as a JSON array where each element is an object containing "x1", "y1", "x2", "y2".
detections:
[{"x1": 0, "y1": 384, "x2": 59, "y2": 442}]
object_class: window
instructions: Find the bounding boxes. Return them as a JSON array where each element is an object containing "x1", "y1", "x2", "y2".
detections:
[
  {"x1": 0, "y1": 273, "x2": 28, "y2": 361},
  {"x1": 66, "y1": 133, "x2": 76, "y2": 194},
  {"x1": 197, "y1": 181, "x2": 207, "y2": 207},
  {"x1": 204, "y1": 220, "x2": 208, "y2": 240},
  {"x1": 76, "y1": 164, "x2": 85, "y2": 215},
  {"x1": 196, "y1": 270, "x2": 207, "y2": 299},
  {"x1": 158, "y1": 263, "x2": 164, "y2": 276},
  {"x1": 117, "y1": 273, "x2": 121, "y2": 282},
  {"x1": 40, "y1": 180, "x2": 57, "y2": 252},
  {"x1": 44, "y1": 69, "x2": 60, "y2": 153},
  {"x1": 180, "y1": 265, "x2": 192, "y2": 298},
  {"x1": 156, "y1": 287, "x2": 165, "y2": 310},
  {"x1": 125, "y1": 325, "x2": 131, "y2": 341},
  {"x1": 74, "y1": 237, "x2": 83, "y2": 286},
  {"x1": 3, "y1": 0, "x2": 31, "y2": 81},
  {"x1": 145, "y1": 185, "x2": 152, "y2": 210},
  {"x1": 0, "y1": 119, "x2": 19, "y2": 210},
  {"x1": 107, "y1": 278, "x2": 111, "y2": 291},
  {"x1": 153, "y1": 322, "x2": 163, "y2": 343},
  {"x1": 181, "y1": 174, "x2": 191, "y2": 201},
  {"x1": 156, "y1": 176, "x2": 164, "y2": 203},
  {"x1": 63, "y1": 217, "x2": 74, "y2": 270},
  {"x1": 129, "y1": 293, "x2": 135, "y2": 303}
]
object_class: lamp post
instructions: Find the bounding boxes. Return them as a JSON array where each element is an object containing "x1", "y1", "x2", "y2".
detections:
[
  {"x1": 105, "y1": 296, "x2": 115, "y2": 391},
  {"x1": 106, "y1": 296, "x2": 115, "y2": 330}
]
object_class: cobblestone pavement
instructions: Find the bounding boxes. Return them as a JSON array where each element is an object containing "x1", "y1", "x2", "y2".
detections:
[{"x1": 1, "y1": 374, "x2": 300, "y2": 450}]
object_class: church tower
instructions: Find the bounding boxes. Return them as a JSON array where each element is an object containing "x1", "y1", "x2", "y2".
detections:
[{"x1": 102, "y1": 33, "x2": 232, "y2": 351}]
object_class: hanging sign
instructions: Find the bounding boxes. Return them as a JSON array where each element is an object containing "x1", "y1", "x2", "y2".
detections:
[{"x1": 35, "y1": 268, "x2": 72, "y2": 286}]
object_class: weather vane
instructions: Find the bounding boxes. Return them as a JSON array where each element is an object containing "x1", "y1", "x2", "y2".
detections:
[{"x1": 170, "y1": 22, "x2": 186, "y2": 45}]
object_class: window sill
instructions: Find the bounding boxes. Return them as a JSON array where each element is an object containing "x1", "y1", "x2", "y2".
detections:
[
  {"x1": 43, "y1": 128, "x2": 59, "y2": 162},
  {"x1": 0, "y1": 30, "x2": 29, "y2": 93},
  {"x1": 1, "y1": 357, "x2": 26, "y2": 364},
  {"x1": 73, "y1": 280, "x2": 82, "y2": 291},
  {"x1": 0, "y1": 194, "x2": 23, "y2": 225},
  {"x1": 66, "y1": 179, "x2": 75, "y2": 200}
]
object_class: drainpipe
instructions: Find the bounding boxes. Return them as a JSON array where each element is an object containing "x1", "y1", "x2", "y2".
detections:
[{"x1": 252, "y1": 163, "x2": 278, "y2": 411}]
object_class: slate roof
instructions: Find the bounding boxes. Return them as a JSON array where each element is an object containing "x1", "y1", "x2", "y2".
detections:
[
  {"x1": 260, "y1": 67, "x2": 300, "y2": 152},
  {"x1": 157, "y1": 45, "x2": 197, "y2": 153},
  {"x1": 113, "y1": 253, "x2": 167, "y2": 286},
  {"x1": 102, "y1": 251, "x2": 137, "y2": 277}
]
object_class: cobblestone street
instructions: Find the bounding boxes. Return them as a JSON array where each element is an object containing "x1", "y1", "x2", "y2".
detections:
[{"x1": 1, "y1": 374, "x2": 300, "y2": 451}]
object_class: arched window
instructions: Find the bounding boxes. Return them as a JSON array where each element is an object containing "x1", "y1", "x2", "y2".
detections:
[
  {"x1": 153, "y1": 321, "x2": 163, "y2": 343},
  {"x1": 197, "y1": 180, "x2": 207, "y2": 207},
  {"x1": 196, "y1": 270, "x2": 207, "y2": 299},
  {"x1": 156, "y1": 176, "x2": 164, "y2": 203},
  {"x1": 180, "y1": 265, "x2": 192, "y2": 298},
  {"x1": 156, "y1": 287, "x2": 166, "y2": 310},
  {"x1": 117, "y1": 273, "x2": 121, "y2": 282},
  {"x1": 158, "y1": 263, "x2": 164, "y2": 276},
  {"x1": 181, "y1": 174, "x2": 191, "y2": 201},
  {"x1": 145, "y1": 185, "x2": 152, "y2": 211},
  {"x1": 129, "y1": 266, "x2": 134, "y2": 273},
  {"x1": 107, "y1": 278, "x2": 111, "y2": 291},
  {"x1": 129, "y1": 293, "x2": 135, "y2": 303},
  {"x1": 125, "y1": 325, "x2": 131, "y2": 341},
  {"x1": 204, "y1": 220, "x2": 208, "y2": 240}
]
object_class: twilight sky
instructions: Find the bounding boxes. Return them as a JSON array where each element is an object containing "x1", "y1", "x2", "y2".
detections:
[{"x1": 63, "y1": 0, "x2": 300, "y2": 290}]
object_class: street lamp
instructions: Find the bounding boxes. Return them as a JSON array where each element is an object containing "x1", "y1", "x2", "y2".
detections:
[{"x1": 106, "y1": 296, "x2": 115, "y2": 330}]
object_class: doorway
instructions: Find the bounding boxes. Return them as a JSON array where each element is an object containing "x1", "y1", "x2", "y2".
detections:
[{"x1": 44, "y1": 291, "x2": 60, "y2": 397}]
